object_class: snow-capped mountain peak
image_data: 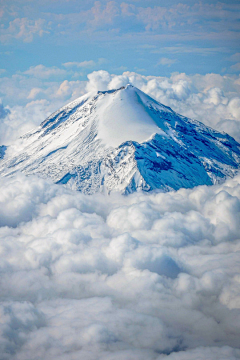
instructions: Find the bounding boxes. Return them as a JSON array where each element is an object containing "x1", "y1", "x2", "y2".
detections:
[{"x1": 1, "y1": 85, "x2": 240, "y2": 194}]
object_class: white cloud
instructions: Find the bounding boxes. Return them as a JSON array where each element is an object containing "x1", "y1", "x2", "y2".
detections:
[
  {"x1": 87, "y1": 1, "x2": 120, "y2": 28},
  {"x1": 0, "y1": 100, "x2": 57, "y2": 145},
  {"x1": 217, "y1": 119, "x2": 240, "y2": 142},
  {"x1": 229, "y1": 53, "x2": 240, "y2": 62},
  {"x1": 0, "y1": 173, "x2": 240, "y2": 359},
  {"x1": 23, "y1": 64, "x2": 66, "y2": 79},
  {"x1": 27, "y1": 87, "x2": 44, "y2": 100},
  {"x1": 63, "y1": 60, "x2": 96, "y2": 68},
  {"x1": 228, "y1": 97, "x2": 240, "y2": 118},
  {"x1": 0, "y1": 102, "x2": 10, "y2": 119},
  {"x1": 86, "y1": 70, "x2": 112, "y2": 92},
  {"x1": 55, "y1": 79, "x2": 71, "y2": 98},
  {"x1": 1, "y1": 63, "x2": 240, "y2": 360},
  {"x1": 158, "y1": 57, "x2": 177, "y2": 67},
  {"x1": 0, "y1": 74, "x2": 87, "y2": 144},
  {"x1": 231, "y1": 63, "x2": 240, "y2": 72},
  {"x1": 0, "y1": 18, "x2": 49, "y2": 43}
]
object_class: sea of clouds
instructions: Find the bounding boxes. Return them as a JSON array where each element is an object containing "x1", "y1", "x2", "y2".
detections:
[
  {"x1": 0, "y1": 69, "x2": 240, "y2": 359},
  {"x1": 0, "y1": 172, "x2": 240, "y2": 360}
]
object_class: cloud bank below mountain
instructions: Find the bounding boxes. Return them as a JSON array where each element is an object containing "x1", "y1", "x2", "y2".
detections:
[{"x1": 0, "y1": 173, "x2": 240, "y2": 359}]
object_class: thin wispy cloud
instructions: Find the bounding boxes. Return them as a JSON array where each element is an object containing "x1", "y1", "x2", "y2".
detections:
[
  {"x1": 0, "y1": 1, "x2": 240, "y2": 75},
  {"x1": 23, "y1": 64, "x2": 67, "y2": 78},
  {"x1": 157, "y1": 57, "x2": 177, "y2": 67},
  {"x1": 63, "y1": 60, "x2": 96, "y2": 68},
  {"x1": 0, "y1": 17, "x2": 50, "y2": 43}
]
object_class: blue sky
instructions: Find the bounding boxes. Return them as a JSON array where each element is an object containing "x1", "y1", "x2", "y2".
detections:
[{"x1": 0, "y1": 0, "x2": 240, "y2": 79}]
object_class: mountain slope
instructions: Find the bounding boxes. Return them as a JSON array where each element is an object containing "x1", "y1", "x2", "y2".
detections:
[{"x1": 1, "y1": 84, "x2": 240, "y2": 194}]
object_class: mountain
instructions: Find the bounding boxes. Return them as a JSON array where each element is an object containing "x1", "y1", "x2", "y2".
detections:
[{"x1": 1, "y1": 84, "x2": 240, "y2": 194}]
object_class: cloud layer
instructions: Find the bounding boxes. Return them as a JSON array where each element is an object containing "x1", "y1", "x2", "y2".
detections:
[{"x1": 0, "y1": 173, "x2": 240, "y2": 359}]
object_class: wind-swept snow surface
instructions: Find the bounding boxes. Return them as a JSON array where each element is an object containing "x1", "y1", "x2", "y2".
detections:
[
  {"x1": 96, "y1": 86, "x2": 165, "y2": 147},
  {"x1": 1, "y1": 85, "x2": 240, "y2": 194},
  {"x1": 0, "y1": 173, "x2": 240, "y2": 359}
]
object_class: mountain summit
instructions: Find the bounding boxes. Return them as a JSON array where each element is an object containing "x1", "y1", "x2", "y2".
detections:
[{"x1": 1, "y1": 84, "x2": 240, "y2": 194}]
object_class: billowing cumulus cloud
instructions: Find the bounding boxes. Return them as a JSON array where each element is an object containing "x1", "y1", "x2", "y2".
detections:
[
  {"x1": 0, "y1": 100, "x2": 54, "y2": 145},
  {"x1": 0, "y1": 173, "x2": 240, "y2": 359}
]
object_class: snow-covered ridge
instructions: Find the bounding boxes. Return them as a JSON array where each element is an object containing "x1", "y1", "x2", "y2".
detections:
[{"x1": 1, "y1": 84, "x2": 240, "y2": 194}]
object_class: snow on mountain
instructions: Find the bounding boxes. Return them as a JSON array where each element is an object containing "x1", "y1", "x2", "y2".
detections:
[{"x1": 1, "y1": 84, "x2": 240, "y2": 194}]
